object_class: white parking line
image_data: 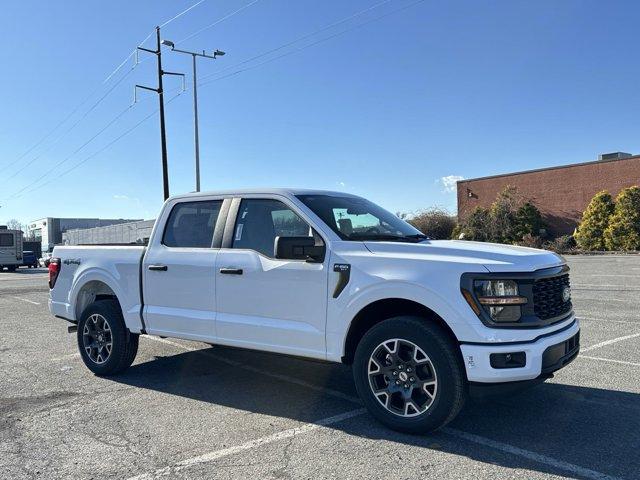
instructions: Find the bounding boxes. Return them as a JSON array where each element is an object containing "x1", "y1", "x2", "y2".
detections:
[
  {"x1": 580, "y1": 355, "x2": 640, "y2": 367},
  {"x1": 52, "y1": 352, "x2": 80, "y2": 362},
  {"x1": 11, "y1": 296, "x2": 40, "y2": 305},
  {"x1": 126, "y1": 408, "x2": 367, "y2": 480},
  {"x1": 572, "y1": 284, "x2": 640, "y2": 289},
  {"x1": 582, "y1": 333, "x2": 640, "y2": 353},
  {"x1": 442, "y1": 428, "x2": 624, "y2": 480},
  {"x1": 583, "y1": 274, "x2": 640, "y2": 278},
  {"x1": 578, "y1": 316, "x2": 638, "y2": 326},
  {"x1": 141, "y1": 336, "x2": 623, "y2": 480}
]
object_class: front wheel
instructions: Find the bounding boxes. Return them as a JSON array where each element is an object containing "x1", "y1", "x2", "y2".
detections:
[
  {"x1": 353, "y1": 316, "x2": 466, "y2": 434},
  {"x1": 77, "y1": 299, "x2": 139, "y2": 376}
]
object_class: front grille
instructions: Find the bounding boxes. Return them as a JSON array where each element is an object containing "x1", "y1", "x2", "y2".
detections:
[{"x1": 532, "y1": 273, "x2": 572, "y2": 320}]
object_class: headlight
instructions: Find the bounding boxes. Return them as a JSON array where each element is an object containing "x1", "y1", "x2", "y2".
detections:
[{"x1": 472, "y1": 280, "x2": 527, "y2": 322}]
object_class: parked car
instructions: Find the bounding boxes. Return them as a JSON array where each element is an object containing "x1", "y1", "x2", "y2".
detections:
[
  {"x1": 48, "y1": 189, "x2": 579, "y2": 433},
  {"x1": 39, "y1": 252, "x2": 52, "y2": 267},
  {"x1": 0, "y1": 228, "x2": 23, "y2": 272},
  {"x1": 22, "y1": 251, "x2": 39, "y2": 268}
]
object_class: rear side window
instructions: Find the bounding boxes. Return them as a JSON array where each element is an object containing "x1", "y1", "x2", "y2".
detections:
[
  {"x1": 0, "y1": 234, "x2": 14, "y2": 247},
  {"x1": 163, "y1": 200, "x2": 222, "y2": 248}
]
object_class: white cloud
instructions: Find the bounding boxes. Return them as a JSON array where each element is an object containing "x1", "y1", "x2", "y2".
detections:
[
  {"x1": 113, "y1": 194, "x2": 129, "y2": 200},
  {"x1": 336, "y1": 181, "x2": 347, "y2": 189},
  {"x1": 438, "y1": 175, "x2": 464, "y2": 193}
]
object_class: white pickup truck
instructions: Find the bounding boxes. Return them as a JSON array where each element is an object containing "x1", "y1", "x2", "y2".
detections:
[{"x1": 49, "y1": 189, "x2": 579, "y2": 433}]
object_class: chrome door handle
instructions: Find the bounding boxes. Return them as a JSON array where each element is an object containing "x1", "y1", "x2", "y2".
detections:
[
  {"x1": 219, "y1": 267, "x2": 243, "y2": 275},
  {"x1": 148, "y1": 264, "x2": 168, "y2": 271}
]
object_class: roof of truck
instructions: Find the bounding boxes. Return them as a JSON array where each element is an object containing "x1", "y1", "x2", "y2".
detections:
[{"x1": 171, "y1": 188, "x2": 360, "y2": 200}]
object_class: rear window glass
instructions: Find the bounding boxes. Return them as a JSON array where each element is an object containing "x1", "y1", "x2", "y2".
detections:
[
  {"x1": 0, "y1": 233, "x2": 14, "y2": 247},
  {"x1": 163, "y1": 200, "x2": 223, "y2": 248}
]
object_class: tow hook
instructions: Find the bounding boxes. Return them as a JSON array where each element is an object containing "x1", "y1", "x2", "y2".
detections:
[{"x1": 68, "y1": 324, "x2": 78, "y2": 334}]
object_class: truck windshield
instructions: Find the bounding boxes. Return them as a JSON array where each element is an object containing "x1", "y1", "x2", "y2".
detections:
[{"x1": 296, "y1": 194, "x2": 427, "y2": 242}]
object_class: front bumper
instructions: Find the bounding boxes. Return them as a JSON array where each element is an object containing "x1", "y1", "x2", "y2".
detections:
[{"x1": 460, "y1": 319, "x2": 580, "y2": 383}]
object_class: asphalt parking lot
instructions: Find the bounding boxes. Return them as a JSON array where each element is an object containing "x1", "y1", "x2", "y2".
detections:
[{"x1": 1, "y1": 256, "x2": 639, "y2": 480}]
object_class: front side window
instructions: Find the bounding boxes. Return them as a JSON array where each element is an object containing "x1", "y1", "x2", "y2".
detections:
[
  {"x1": 297, "y1": 194, "x2": 426, "y2": 242},
  {"x1": 0, "y1": 234, "x2": 14, "y2": 247},
  {"x1": 163, "y1": 200, "x2": 222, "y2": 248},
  {"x1": 233, "y1": 199, "x2": 312, "y2": 257}
]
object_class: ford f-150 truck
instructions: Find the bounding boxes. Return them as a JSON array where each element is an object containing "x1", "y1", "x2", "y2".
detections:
[{"x1": 49, "y1": 189, "x2": 579, "y2": 433}]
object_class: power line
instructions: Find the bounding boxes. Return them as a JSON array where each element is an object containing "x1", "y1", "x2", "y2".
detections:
[
  {"x1": 3, "y1": 105, "x2": 134, "y2": 202},
  {"x1": 17, "y1": 91, "x2": 185, "y2": 198},
  {"x1": 198, "y1": 0, "x2": 392, "y2": 83},
  {"x1": 176, "y1": 0, "x2": 262, "y2": 45},
  {"x1": 6, "y1": 2, "x2": 204, "y2": 173},
  {"x1": 2, "y1": 65, "x2": 137, "y2": 182},
  {"x1": 200, "y1": 0, "x2": 426, "y2": 87},
  {"x1": 160, "y1": 0, "x2": 207, "y2": 28}
]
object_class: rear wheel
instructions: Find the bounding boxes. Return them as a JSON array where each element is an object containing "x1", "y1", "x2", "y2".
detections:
[
  {"x1": 77, "y1": 299, "x2": 139, "y2": 376},
  {"x1": 353, "y1": 316, "x2": 466, "y2": 433},
  {"x1": 7, "y1": 265, "x2": 17, "y2": 272}
]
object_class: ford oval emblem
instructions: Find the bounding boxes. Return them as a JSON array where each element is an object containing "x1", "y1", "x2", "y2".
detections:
[{"x1": 562, "y1": 286, "x2": 571, "y2": 303}]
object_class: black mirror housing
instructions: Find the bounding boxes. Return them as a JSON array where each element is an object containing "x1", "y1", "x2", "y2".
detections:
[{"x1": 274, "y1": 236, "x2": 325, "y2": 263}]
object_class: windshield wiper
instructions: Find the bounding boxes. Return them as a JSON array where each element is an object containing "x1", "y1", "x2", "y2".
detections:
[
  {"x1": 348, "y1": 233, "x2": 428, "y2": 243},
  {"x1": 403, "y1": 233, "x2": 430, "y2": 241}
]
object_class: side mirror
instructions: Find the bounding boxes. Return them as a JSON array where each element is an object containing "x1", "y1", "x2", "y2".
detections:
[{"x1": 274, "y1": 236, "x2": 325, "y2": 263}]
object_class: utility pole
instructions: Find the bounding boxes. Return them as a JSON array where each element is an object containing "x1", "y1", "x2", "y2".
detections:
[
  {"x1": 136, "y1": 26, "x2": 185, "y2": 201},
  {"x1": 161, "y1": 39, "x2": 225, "y2": 192}
]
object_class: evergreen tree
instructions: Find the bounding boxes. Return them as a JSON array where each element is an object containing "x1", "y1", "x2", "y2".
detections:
[
  {"x1": 514, "y1": 202, "x2": 543, "y2": 239},
  {"x1": 604, "y1": 186, "x2": 640, "y2": 251},
  {"x1": 574, "y1": 191, "x2": 615, "y2": 251}
]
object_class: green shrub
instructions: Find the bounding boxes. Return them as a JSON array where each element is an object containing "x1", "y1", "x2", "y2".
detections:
[
  {"x1": 457, "y1": 186, "x2": 545, "y2": 244},
  {"x1": 574, "y1": 191, "x2": 614, "y2": 251},
  {"x1": 488, "y1": 186, "x2": 521, "y2": 243},
  {"x1": 604, "y1": 186, "x2": 640, "y2": 251},
  {"x1": 458, "y1": 207, "x2": 491, "y2": 241},
  {"x1": 408, "y1": 208, "x2": 457, "y2": 240},
  {"x1": 515, "y1": 202, "x2": 543, "y2": 239}
]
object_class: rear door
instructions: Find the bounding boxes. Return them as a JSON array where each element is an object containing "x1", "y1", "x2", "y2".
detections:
[
  {"x1": 214, "y1": 196, "x2": 329, "y2": 358},
  {"x1": 143, "y1": 198, "x2": 228, "y2": 341}
]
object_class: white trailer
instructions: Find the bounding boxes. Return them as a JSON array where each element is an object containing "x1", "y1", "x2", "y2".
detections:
[{"x1": 0, "y1": 227, "x2": 23, "y2": 272}]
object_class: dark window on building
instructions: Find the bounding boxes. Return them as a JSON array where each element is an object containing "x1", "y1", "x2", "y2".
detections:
[
  {"x1": 163, "y1": 200, "x2": 223, "y2": 248},
  {"x1": 0, "y1": 233, "x2": 14, "y2": 247},
  {"x1": 233, "y1": 199, "x2": 311, "y2": 257}
]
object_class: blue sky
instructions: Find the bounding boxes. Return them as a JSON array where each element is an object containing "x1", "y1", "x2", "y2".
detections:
[{"x1": 1, "y1": 0, "x2": 640, "y2": 225}]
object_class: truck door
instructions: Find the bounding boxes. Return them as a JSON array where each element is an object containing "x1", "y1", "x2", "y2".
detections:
[
  {"x1": 214, "y1": 197, "x2": 328, "y2": 358},
  {"x1": 143, "y1": 198, "x2": 226, "y2": 341}
]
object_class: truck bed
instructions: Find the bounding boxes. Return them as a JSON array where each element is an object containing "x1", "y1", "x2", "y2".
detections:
[{"x1": 49, "y1": 245, "x2": 146, "y2": 332}]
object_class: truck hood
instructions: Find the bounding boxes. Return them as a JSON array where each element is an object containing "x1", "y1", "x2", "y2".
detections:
[{"x1": 363, "y1": 240, "x2": 564, "y2": 272}]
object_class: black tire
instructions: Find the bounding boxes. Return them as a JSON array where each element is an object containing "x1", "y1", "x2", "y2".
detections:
[
  {"x1": 7, "y1": 265, "x2": 17, "y2": 272},
  {"x1": 77, "y1": 299, "x2": 139, "y2": 376},
  {"x1": 353, "y1": 316, "x2": 466, "y2": 434}
]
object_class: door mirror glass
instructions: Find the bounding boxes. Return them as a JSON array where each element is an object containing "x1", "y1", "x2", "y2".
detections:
[{"x1": 274, "y1": 236, "x2": 325, "y2": 263}]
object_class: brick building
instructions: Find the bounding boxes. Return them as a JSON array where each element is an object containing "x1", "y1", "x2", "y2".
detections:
[{"x1": 456, "y1": 153, "x2": 640, "y2": 236}]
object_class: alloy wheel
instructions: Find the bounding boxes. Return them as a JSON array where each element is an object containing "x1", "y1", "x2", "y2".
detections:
[
  {"x1": 367, "y1": 338, "x2": 438, "y2": 417},
  {"x1": 82, "y1": 314, "x2": 113, "y2": 364}
]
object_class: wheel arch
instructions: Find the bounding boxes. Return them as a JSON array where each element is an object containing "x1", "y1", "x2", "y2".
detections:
[
  {"x1": 74, "y1": 279, "x2": 122, "y2": 321},
  {"x1": 342, "y1": 298, "x2": 460, "y2": 365}
]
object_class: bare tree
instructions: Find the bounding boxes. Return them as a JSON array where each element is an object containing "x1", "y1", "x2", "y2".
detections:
[{"x1": 6, "y1": 219, "x2": 24, "y2": 232}]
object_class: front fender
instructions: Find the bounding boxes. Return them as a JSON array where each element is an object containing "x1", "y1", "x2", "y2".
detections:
[{"x1": 326, "y1": 280, "x2": 478, "y2": 362}]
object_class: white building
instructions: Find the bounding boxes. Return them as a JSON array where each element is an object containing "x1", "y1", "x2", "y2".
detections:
[{"x1": 27, "y1": 218, "x2": 141, "y2": 252}]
